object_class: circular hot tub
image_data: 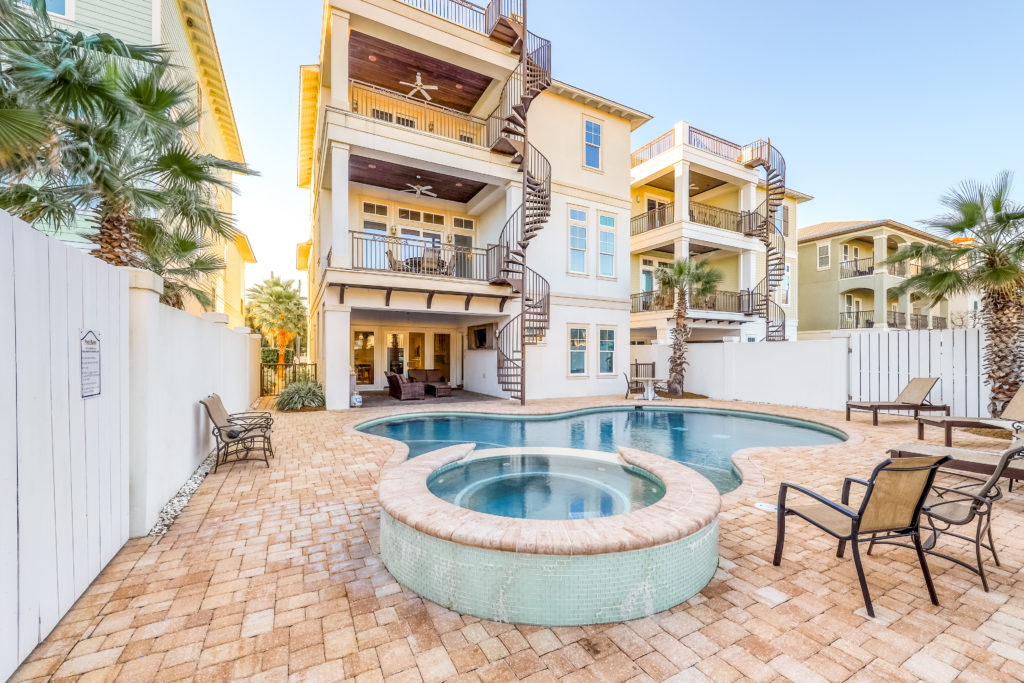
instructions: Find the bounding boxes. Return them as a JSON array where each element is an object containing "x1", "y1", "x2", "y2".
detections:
[{"x1": 379, "y1": 445, "x2": 721, "y2": 626}]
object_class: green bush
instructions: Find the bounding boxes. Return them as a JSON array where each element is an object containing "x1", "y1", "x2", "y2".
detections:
[
  {"x1": 275, "y1": 381, "x2": 325, "y2": 411},
  {"x1": 261, "y1": 347, "x2": 295, "y2": 365}
]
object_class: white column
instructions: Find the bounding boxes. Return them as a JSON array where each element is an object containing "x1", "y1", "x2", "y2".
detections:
[
  {"x1": 672, "y1": 161, "x2": 689, "y2": 224},
  {"x1": 323, "y1": 304, "x2": 352, "y2": 410},
  {"x1": 329, "y1": 9, "x2": 351, "y2": 110},
  {"x1": 898, "y1": 290, "x2": 912, "y2": 329},
  {"x1": 330, "y1": 143, "x2": 350, "y2": 269},
  {"x1": 739, "y1": 182, "x2": 757, "y2": 213},
  {"x1": 873, "y1": 279, "x2": 888, "y2": 329},
  {"x1": 127, "y1": 268, "x2": 164, "y2": 536},
  {"x1": 674, "y1": 236, "x2": 689, "y2": 262},
  {"x1": 872, "y1": 234, "x2": 888, "y2": 274},
  {"x1": 738, "y1": 250, "x2": 758, "y2": 291}
]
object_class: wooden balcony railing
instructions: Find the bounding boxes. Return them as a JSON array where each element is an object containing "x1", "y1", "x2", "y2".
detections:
[
  {"x1": 887, "y1": 310, "x2": 907, "y2": 327},
  {"x1": 689, "y1": 201, "x2": 745, "y2": 233},
  {"x1": 688, "y1": 126, "x2": 742, "y2": 160},
  {"x1": 932, "y1": 316, "x2": 947, "y2": 329},
  {"x1": 630, "y1": 203, "x2": 674, "y2": 235},
  {"x1": 398, "y1": 0, "x2": 487, "y2": 32},
  {"x1": 351, "y1": 231, "x2": 491, "y2": 280},
  {"x1": 839, "y1": 311, "x2": 875, "y2": 329},
  {"x1": 350, "y1": 80, "x2": 488, "y2": 146},
  {"x1": 630, "y1": 130, "x2": 675, "y2": 168},
  {"x1": 910, "y1": 313, "x2": 929, "y2": 330},
  {"x1": 840, "y1": 257, "x2": 875, "y2": 279}
]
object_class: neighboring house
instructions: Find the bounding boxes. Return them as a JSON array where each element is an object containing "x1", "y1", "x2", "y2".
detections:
[
  {"x1": 628, "y1": 122, "x2": 811, "y2": 346},
  {"x1": 43, "y1": 0, "x2": 255, "y2": 327},
  {"x1": 797, "y1": 220, "x2": 953, "y2": 336},
  {"x1": 296, "y1": 0, "x2": 649, "y2": 409}
]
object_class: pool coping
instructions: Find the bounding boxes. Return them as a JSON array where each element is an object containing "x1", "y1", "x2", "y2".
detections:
[{"x1": 378, "y1": 443, "x2": 721, "y2": 556}]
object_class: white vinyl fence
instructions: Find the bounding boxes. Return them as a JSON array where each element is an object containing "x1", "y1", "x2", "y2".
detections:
[{"x1": 1, "y1": 211, "x2": 260, "y2": 679}]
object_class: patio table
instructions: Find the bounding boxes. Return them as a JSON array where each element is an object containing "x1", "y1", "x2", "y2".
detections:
[
  {"x1": 634, "y1": 377, "x2": 667, "y2": 401},
  {"x1": 403, "y1": 256, "x2": 447, "y2": 274}
]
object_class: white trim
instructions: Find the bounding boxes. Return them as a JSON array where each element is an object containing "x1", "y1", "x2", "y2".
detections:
[
  {"x1": 567, "y1": 205, "x2": 589, "y2": 275},
  {"x1": 597, "y1": 212, "x2": 616, "y2": 279},
  {"x1": 150, "y1": 0, "x2": 160, "y2": 43},
  {"x1": 582, "y1": 114, "x2": 604, "y2": 173},
  {"x1": 816, "y1": 241, "x2": 831, "y2": 270},
  {"x1": 567, "y1": 324, "x2": 588, "y2": 377},
  {"x1": 597, "y1": 326, "x2": 616, "y2": 376}
]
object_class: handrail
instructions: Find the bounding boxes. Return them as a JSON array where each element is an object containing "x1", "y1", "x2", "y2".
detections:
[
  {"x1": 630, "y1": 203, "x2": 674, "y2": 235},
  {"x1": 887, "y1": 311, "x2": 907, "y2": 327},
  {"x1": 689, "y1": 126, "x2": 742, "y2": 160},
  {"x1": 840, "y1": 257, "x2": 875, "y2": 279},
  {"x1": 630, "y1": 129, "x2": 675, "y2": 168},
  {"x1": 350, "y1": 231, "x2": 491, "y2": 280},
  {"x1": 690, "y1": 289, "x2": 752, "y2": 314},
  {"x1": 350, "y1": 80, "x2": 487, "y2": 146},
  {"x1": 838, "y1": 311, "x2": 875, "y2": 329},
  {"x1": 630, "y1": 291, "x2": 672, "y2": 313},
  {"x1": 910, "y1": 313, "x2": 929, "y2": 330},
  {"x1": 399, "y1": 0, "x2": 487, "y2": 32},
  {"x1": 932, "y1": 316, "x2": 947, "y2": 329},
  {"x1": 689, "y1": 201, "x2": 745, "y2": 233}
]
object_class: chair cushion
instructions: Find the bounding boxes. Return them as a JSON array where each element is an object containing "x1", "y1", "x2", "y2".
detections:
[
  {"x1": 426, "y1": 369, "x2": 445, "y2": 383},
  {"x1": 408, "y1": 370, "x2": 427, "y2": 383},
  {"x1": 789, "y1": 502, "x2": 855, "y2": 537}
]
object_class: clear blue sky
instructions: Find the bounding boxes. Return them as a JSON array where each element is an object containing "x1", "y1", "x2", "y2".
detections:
[{"x1": 208, "y1": 0, "x2": 1024, "y2": 289}]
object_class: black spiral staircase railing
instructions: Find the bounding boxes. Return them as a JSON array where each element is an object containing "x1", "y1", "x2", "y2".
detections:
[
  {"x1": 740, "y1": 139, "x2": 787, "y2": 341},
  {"x1": 483, "y1": 0, "x2": 552, "y2": 403}
]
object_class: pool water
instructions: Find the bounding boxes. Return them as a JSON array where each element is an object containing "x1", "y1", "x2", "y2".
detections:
[
  {"x1": 359, "y1": 407, "x2": 846, "y2": 494},
  {"x1": 427, "y1": 454, "x2": 666, "y2": 520}
]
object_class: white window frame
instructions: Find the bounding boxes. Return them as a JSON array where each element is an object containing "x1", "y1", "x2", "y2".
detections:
[
  {"x1": 568, "y1": 206, "x2": 588, "y2": 275},
  {"x1": 779, "y1": 263, "x2": 791, "y2": 305},
  {"x1": 568, "y1": 325, "x2": 588, "y2": 377},
  {"x1": 597, "y1": 327, "x2": 616, "y2": 376},
  {"x1": 598, "y1": 214, "x2": 616, "y2": 278},
  {"x1": 452, "y1": 216, "x2": 475, "y2": 231},
  {"x1": 583, "y1": 116, "x2": 603, "y2": 172},
  {"x1": 817, "y1": 242, "x2": 831, "y2": 270}
]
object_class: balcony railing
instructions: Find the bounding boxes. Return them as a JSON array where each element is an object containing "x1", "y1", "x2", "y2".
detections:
[
  {"x1": 630, "y1": 203, "x2": 674, "y2": 235},
  {"x1": 690, "y1": 290, "x2": 753, "y2": 315},
  {"x1": 839, "y1": 311, "x2": 875, "y2": 329},
  {"x1": 910, "y1": 313, "x2": 929, "y2": 330},
  {"x1": 630, "y1": 291, "x2": 672, "y2": 313},
  {"x1": 889, "y1": 261, "x2": 909, "y2": 278},
  {"x1": 688, "y1": 127, "x2": 742, "y2": 161},
  {"x1": 630, "y1": 130, "x2": 675, "y2": 168},
  {"x1": 887, "y1": 311, "x2": 907, "y2": 327},
  {"x1": 398, "y1": 0, "x2": 487, "y2": 32},
  {"x1": 932, "y1": 316, "x2": 947, "y2": 329},
  {"x1": 351, "y1": 232, "x2": 491, "y2": 280},
  {"x1": 349, "y1": 80, "x2": 488, "y2": 147},
  {"x1": 840, "y1": 257, "x2": 875, "y2": 279},
  {"x1": 689, "y1": 201, "x2": 745, "y2": 233}
]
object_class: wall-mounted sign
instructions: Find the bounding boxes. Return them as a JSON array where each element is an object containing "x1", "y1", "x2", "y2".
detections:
[{"x1": 81, "y1": 331, "x2": 101, "y2": 398}]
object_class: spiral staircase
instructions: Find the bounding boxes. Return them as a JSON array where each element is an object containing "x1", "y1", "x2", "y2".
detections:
[
  {"x1": 483, "y1": 1, "x2": 552, "y2": 402},
  {"x1": 740, "y1": 140, "x2": 787, "y2": 341}
]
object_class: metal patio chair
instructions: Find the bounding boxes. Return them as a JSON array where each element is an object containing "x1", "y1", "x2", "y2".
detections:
[{"x1": 200, "y1": 397, "x2": 273, "y2": 473}]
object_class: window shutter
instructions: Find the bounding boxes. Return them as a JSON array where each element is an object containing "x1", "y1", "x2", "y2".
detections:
[{"x1": 783, "y1": 206, "x2": 790, "y2": 236}]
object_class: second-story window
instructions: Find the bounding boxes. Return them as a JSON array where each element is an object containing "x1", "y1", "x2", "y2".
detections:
[
  {"x1": 598, "y1": 215, "x2": 615, "y2": 277},
  {"x1": 453, "y1": 217, "x2": 475, "y2": 230},
  {"x1": 569, "y1": 208, "x2": 587, "y2": 273},
  {"x1": 584, "y1": 120, "x2": 601, "y2": 169},
  {"x1": 817, "y1": 243, "x2": 830, "y2": 269}
]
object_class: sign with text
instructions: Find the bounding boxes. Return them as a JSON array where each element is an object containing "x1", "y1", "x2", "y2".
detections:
[{"x1": 81, "y1": 330, "x2": 101, "y2": 398}]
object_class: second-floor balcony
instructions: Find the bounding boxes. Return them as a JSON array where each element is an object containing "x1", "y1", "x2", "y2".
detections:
[
  {"x1": 349, "y1": 80, "x2": 489, "y2": 148},
  {"x1": 840, "y1": 257, "x2": 875, "y2": 279},
  {"x1": 630, "y1": 201, "x2": 747, "y2": 236},
  {"x1": 839, "y1": 311, "x2": 875, "y2": 329},
  {"x1": 910, "y1": 313, "x2": 929, "y2": 330},
  {"x1": 631, "y1": 290, "x2": 752, "y2": 315},
  {"x1": 351, "y1": 231, "x2": 491, "y2": 281}
]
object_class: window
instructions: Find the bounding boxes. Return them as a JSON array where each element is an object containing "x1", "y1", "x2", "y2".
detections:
[
  {"x1": 363, "y1": 202, "x2": 388, "y2": 216},
  {"x1": 817, "y1": 243, "x2": 830, "y2": 269},
  {"x1": 642, "y1": 270, "x2": 653, "y2": 292},
  {"x1": 386, "y1": 333, "x2": 405, "y2": 375},
  {"x1": 398, "y1": 208, "x2": 422, "y2": 222},
  {"x1": 845, "y1": 294, "x2": 853, "y2": 312},
  {"x1": 598, "y1": 215, "x2": 615, "y2": 277},
  {"x1": 372, "y1": 109, "x2": 394, "y2": 123},
  {"x1": 23, "y1": 0, "x2": 66, "y2": 15},
  {"x1": 459, "y1": 132, "x2": 475, "y2": 144},
  {"x1": 779, "y1": 263, "x2": 791, "y2": 305},
  {"x1": 396, "y1": 115, "x2": 416, "y2": 128},
  {"x1": 584, "y1": 120, "x2": 601, "y2": 169},
  {"x1": 353, "y1": 331, "x2": 375, "y2": 385},
  {"x1": 453, "y1": 217, "x2": 475, "y2": 230},
  {"x1": 599, "y1": 328, "x2": 615, "y2": 374},
  {"x1": 569, "y1": 327, "x2": 587, "y2": 375},
  {"x1": 569, "y1": 208, "x2": 587, "y2": 273},
  {"x1": 422, "y1": 212, "x2": 445, "y2": 226}
]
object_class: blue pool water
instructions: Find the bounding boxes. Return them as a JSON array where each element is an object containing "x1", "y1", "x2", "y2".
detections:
[
  {"x1": 359, "y1": 407, "x2": 846, "y2": 494},
  {"x1": 427, "y1": 454, "x2": 666, "y2": 520}
]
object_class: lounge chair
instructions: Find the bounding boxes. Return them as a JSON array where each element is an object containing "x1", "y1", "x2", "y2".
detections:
[
  {"x1": 917, "y1": 387, "x2": 1024, "y2": 446},
  {"x1": 773, "y1": 455, "x2": 949, "y2": 617},
  {"x1": 884, "y1": 444, "x2": 1024, "y2": 591},
  {"x1": 889, "y1": 442, "x2": 1024, "y2": 484},
  {"x1": 846, "y1": 377, "x2": 949, "y2": 426},
  {"x1": 200, "y1": 397, "x2": 273, "y2": 473},
  {"x1": 386, "y1": 372, "x2": 425, "y2": 400},
  {"x1": 208, "y1": 393, "x2": 273, "y2": 430}
]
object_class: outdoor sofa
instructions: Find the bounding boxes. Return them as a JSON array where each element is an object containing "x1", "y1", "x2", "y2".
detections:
[{"x1": 408, "y1": 369, "x2": 452, "y2": 397}]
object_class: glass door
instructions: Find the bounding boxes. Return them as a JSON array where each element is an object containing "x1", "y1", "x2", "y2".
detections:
[
  {"x1": 353, "y1": 331, "x2": 375, "y2": 385},
  {"x1": 386, "y1": 333, "x2": 405, "y2": 375},
  {"x1": 361, "y1": 220, "x2": 387, "y2": 270},
  {"x1": 408, "y1": 332, "x2": 425, "y2": 371},
  {"x1": 452, "y1": 234, "x2": 473, "y2": 278},
  {"x1": 433, "y1": 334, "x2": 451, "y2": 381}
]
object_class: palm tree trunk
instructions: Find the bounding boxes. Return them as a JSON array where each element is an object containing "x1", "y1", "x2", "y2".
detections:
[
  {"x1": 982, "y1": 289, "x2": 1024, "y2": 416},
  {"x1": 90, "y1": 201, "x2": 139, "y2": 267},
  {"x1": 667, "y1": 289, "x2": 690, "y2": 396}
]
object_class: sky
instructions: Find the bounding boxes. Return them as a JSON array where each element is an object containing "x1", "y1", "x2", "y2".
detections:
[{"x1": 207, "y1": 0, "x2": 1024, "y2": 291}]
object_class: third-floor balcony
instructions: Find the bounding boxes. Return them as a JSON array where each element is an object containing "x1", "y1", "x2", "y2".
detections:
[
  {"x1": 351, "y1": 231, "x2": 492, "y2": 281},
  {"x1": 349, "y1": 80, "x2": 489, "y2": 148},
  {"x1": 630, "y1": 201, "x2": 747, "y2": 236}
]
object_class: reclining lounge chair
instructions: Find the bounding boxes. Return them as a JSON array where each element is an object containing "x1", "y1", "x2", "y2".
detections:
[
  {"x1": 917, "y1": 387, "x2": 1024, "y2": 446},
  {"x1": 846, "y1": 377, "x2": 949, "y2": 426}
]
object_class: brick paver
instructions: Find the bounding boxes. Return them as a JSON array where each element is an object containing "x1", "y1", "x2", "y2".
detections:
[{"x1": 12, "y1": 396, "x2": 1024, "y2": 681}]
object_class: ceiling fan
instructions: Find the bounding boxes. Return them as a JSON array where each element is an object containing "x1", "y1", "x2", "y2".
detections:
[
  {"x1": 403, "y1": 176, "x2": 437, "y2": 197},
  {"x1": 400, "y1": 72, "x2": 438, "y2": 101}
]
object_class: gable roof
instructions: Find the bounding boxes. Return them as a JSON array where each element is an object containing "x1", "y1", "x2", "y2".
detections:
[{"x1": 798, "y1": 219, "x2": 947, "y2": 245}]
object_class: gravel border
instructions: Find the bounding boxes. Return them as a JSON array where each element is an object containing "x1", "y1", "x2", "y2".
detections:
[{"x1": 148, "y1": 452, "x2": 216, "y2": 536}]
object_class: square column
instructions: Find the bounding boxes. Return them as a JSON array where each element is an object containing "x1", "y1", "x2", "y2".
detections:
[
  {"x1": 323, "y1": 304, "x2": 352, "y2": 410},
  {"x1": 329, "y1": 9, "x2": 351, "y2": 109},
  {"x1": 738, "y1": 250, "x2": 758, "y2": 291},
  {"x1": 672, "y1": 161, "x2": 690, "y2": 224},
  {"x1": 739, "y1": 182, "x2": 758, "y2": 214},
  {"x1": 873, "y1": 279, "x2": 888, "y2": 328},
  {"x1": 329, "y1": 143, "x2": 350, "y2": 269},
  {"x1": 898, "y1": 290, "x2": 912, "y2": 328},
  {"x1": 872, "y1": 234, "x2": 888, "y2": 274}
]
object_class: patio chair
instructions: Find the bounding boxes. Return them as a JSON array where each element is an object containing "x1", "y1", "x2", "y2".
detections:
[
  {"x1": 623, "y1": 372, "x2": 645, "y2": 399},
  {"x1": 386, "y1": 250, "x2": 407, "y2": 272},
  {"x1": 200, "y1": 397, "x2": 273, "y2": 473},
  {"x1": 773, "y1": 455, "x2": 949, "y2": 617},
  {"x1": 386, "y1": 372, "x2": 425, "y2": 401},
  {"x1": 423, "y1": 247, "x2": 441, "y2": 274},
  {"x1": 917, "y1": 387, "x2": 1024, "y2": 446},
  {"x1": 846, "y1": 377, "x2": 950, "y2": 426},
  {"x1": 208, "y1": 393, "x2": 273, "y2": 430},
  {"x1": 881, "y1": 444, "x2": 1024, "y2": 591},
  {"x1": 890, "y1": 440, "x2": 1024, "y2": 489}
]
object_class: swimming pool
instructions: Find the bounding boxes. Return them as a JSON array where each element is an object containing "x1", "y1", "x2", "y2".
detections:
[
  {"x1": 359, "y1": 406, "x2": 846, "y2": 494},
  {"x1": 427, "y1": 453, "x2": 666, "y2": 520}
]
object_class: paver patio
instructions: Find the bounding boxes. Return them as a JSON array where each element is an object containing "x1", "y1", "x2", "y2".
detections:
[{"x1": 12, "y1": 397, "x2": 1024, "y2": 682}]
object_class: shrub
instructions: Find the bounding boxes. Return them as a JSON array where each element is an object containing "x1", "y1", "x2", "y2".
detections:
[
  {"x1": 275, "y1": 381, "x2": 325, "y2": 411},
  {"x1": 261, "y1": 347, "x2": 295, "y2": 364}
]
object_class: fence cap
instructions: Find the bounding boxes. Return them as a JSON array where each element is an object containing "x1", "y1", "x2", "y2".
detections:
[
  {"x1": 126, "y1": 267, "x2": 164, "y2": 295},
  {"x1": 201, "y1": 312, "x2": 230, "y2": 326}
]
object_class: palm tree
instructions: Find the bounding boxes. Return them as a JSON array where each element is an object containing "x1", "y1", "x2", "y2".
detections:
[
  {"x1": 246, "y1": 277, "x2": 308, "y2": 367},
  {"x1": 0, "y1": 0, "x2": 252, "y2": 268},
  {"x1": 134, "y1": 219, "x2": 225, "y2": 310},
  {"x1": 888, "y1": 171, "x2": 1024, "y2": 416},
  {"x1": 655, "y1": 259, "x2": 723, "y2": 396}
]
